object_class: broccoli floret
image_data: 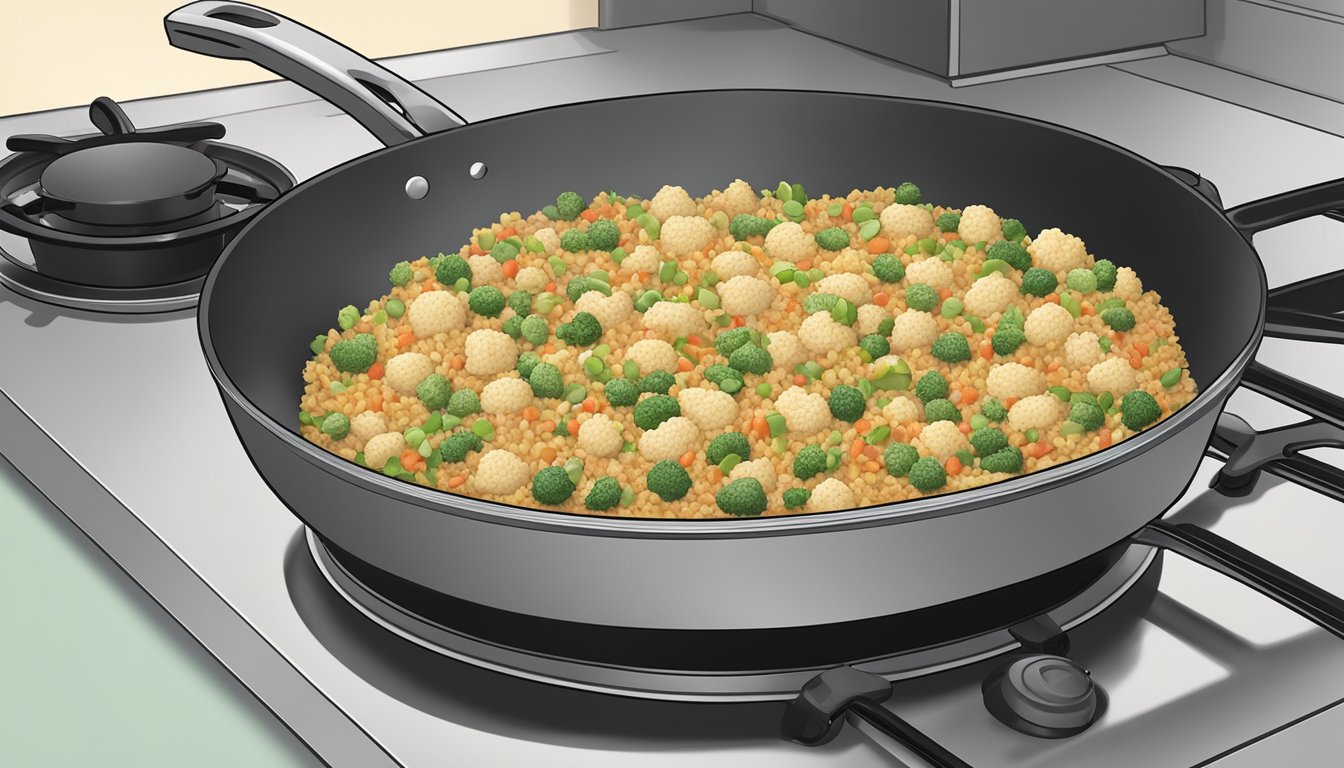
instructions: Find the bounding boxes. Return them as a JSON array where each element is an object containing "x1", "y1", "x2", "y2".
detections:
[
  {"x1": 439, "y1": 430, "x2": 483, "y2": 463},
  {"x1": 714, "y1": 327, "x2": 753, "y2": 357},
  {"x1": 872, "y1": 253, "x2": 906, "y2": 283},
  {"x1": 894, "y1": 182, "x2": 921, "y2": 205},
  {"x1": 969, "y1": 427, "x2": 1008, "y2": 456},
  {"x1": 605, "y1": 378, "x2": 639, "y2": 406},
  {"x1": 728, "y1": 343, "x2": 772, "y2": 375},
  {"x1": 586, "y1": 220, "x2": 620, "y2": 251},
  {"x1": 507, "y1": 290, "x2": 533, "y2": 316},
  {"x1": 565, "y1": 276, "x2": 593, "y2": 302},
  {"x1": 1070, "y1": 401, "x2": 1106, "y2": 431},
  {"x1": 707, "y1": 432, "x2": 751, "y2": 465},
  {"x1": 1020, "y1": 268, "x2": 1058, "y2": 297},
  {"x1": 716, "y1": 477, "x2": 767, "y2": 517},
  {"x1": 906, "y1": 284, "x2": 939, "y2": 312},
  {"x1": 703, "y1": 364, "x2": 743, "y2": 389},
  {"x1": 560, "y1": 228, "x2": 589, "y2": 253},
  {"x1": 814, "y1": 227, "x2": 850, "y2": 251},
  {"x1": 999, "y1": 306, "x2": 1025, "y2": 330},
  {"x1": 793, "y1": 445, "x2": 828, "y2": 479},
  {"x1": 529, "y1": 362, "x2": 564, "y2": 399},
  {"x1": 931, "y1": 332, "x2": 971, "y2": 363},
  {"x1": 532, "y1": 466, "x2": 577, "y2": 504},
  {"x1": 935, "y1": 212, "x2": 961, "y2": 233},
  {"x1": 907, "y1": 456, "x2": 947, "y2": 491},
  {"x1": 924, "y1": 398, "x2": 960, "y2": 424},
  {"x1": 446, "y1": 388, "x2": 480, "y2": 417},
  {"x1": 987, "y1": 240, "x2": 1032, "y2": 271},
  {"x1": 329, "y1": 333, "x2": 377, "y2": 373},
  {"x1": 883, "y1": 443, "x2": 919, "y2": 477},
  {"x1": 782, "y1": 487, "x2": 811, "y2": 510},
  {"x1": 585, "y1": 477, "x2": 623, "y2": 511},
  {"x1": 647, "y1": 460, "x2": 693, "y2": 501},
  {"x1": 859, "y1": 334, "x2": 890, "y2": 359},
  {"x1": 1001, "y1": 218, "x2": 1026, "y2": 243},
  {"x1": 388, "y1": 261, "x2": 414, "y2": 287},
  {"x1": 435, "y1": 254, "x2": 471, "y2": 287},
  {"x1": 520, "y1": 315, "x2": 549, "y2": 346},
  {"x1": 729, "y1": 214, "x2": 774, "y2": 240},
  {"x1": 320, "y1": 412, "x2": 350, "y2": 440},
  {"x1": 1120, "y1": 390, "x2": 1161, "y2": 430},
  {"x1": 981, "y1": 398, "x2": 1008, "y2": 422},
  {"x1": 557, "y1": 311, "x2": 602, "y2": 346},
  {"x1": 468, "y1": 286, "x2": 505, "y2": 317},
  {"x1": 416, "y1": 373, "x2": 452, "y2": 410},
  {"x1": 802, "y1": 293, "x2": 841, "y2": 314},
  {"x1": 992, "y1": 327, "x2": 1026, "y2": 356},
  {"x1": 490, "y1": 241, "x2": 519, "y2": 264},
  {"x1": 877, "y1": 316, "x2": 894, "y2": 337},
  {"x1": 828, "y1": 385, "x2": 866, "y2": 422},
  {"x1": 502, "y1": 315, "x2": 523, "y2": 338},
  {"x1": 638, "y1": 370, "x2": 675, "y2": 394},
  {"x1": 1102, "y1": 307, "x2": 1136, "y2": 332},
  {"x1": 979, "y1": 445, "x2": 1024, "y2": 473},
  {"x1": 555, "y1": 191, "x2": 586, "y2": 221},
  {"x1": 517, "y1": 351, "x2": 542, "y2": 380},
  {"x1": 633, "y1": 394, "x2": 680, "y2": 430},
  {"x1": 1093, "y1": 259, "x2": 1118, "y2": 291},
  {"x1": 915, "y1": 371, "x2": 949, "y2": 403},
  {"x1": 1066, "y1": 269, "x2": 1097, "y2": 293}
]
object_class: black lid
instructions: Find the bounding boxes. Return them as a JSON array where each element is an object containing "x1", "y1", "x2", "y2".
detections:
[{"x1": 39, "y1": 142, "x2": 226, "y2": 226}]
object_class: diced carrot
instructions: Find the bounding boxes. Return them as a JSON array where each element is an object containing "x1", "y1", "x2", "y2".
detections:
[
  {"x1": 1044, "y1": 293, "x2": 1059, "y2": 304},
  {"x1": 945, "y1": 456, "x2": 963, "y2": 475},
  {"x1": 546, "y1": 281, "x2": 557, "y2": 293},
  {"x1": 1130, "y1": 355, "x2": 1143, "y2": 370},
  {"x1": 752, "y1": 416, "x2": 768, "y2": 439},
  {"x1": 867, "y1": 237, "x2": 890, "y2": 254},
  {"x1": 873, "y1": 292, "x2": 890, "y2": 307},
  {"x1": 942, "y1": 231, "x2": 959, "y2": 242},
  {"x1": 979, "y1": 341, "x2": 994, "y2": 361},
  {"x1": 1045, "y1": 361, "x2": 1061, "y2": 373},
  {"x1": 1133, "y1": 342, "x2": 1150, "y2": 357},
  {"x1": 958, "y1": 421, "x2": 972, "y2": 435},
  {"x1": 855, "y1": 419, "x2": 873, "y2": 435},
  {"x1": 498, "y1": 227, "x2": 516, "y2": 240},
  {"x1": 687, "y1": 334, "x2": 703, "y2": 346},
  {"x1": 708, "y1": 467, "x2": 723, "y2": 483},
  {"x1": 786, "y1": 300, "x2": 800, "y2": 313},
  {"x1": 731, "y1": 315, "x2": 746, "y2": 328},
  {"x1": 797, "y1": 259, "x2": 813, "y2": 271},
  {"x1": 502, "y1": 259, "x2": 520, "y2": 279},
  {"x1": 450, "y1": 355, "x2": 465, "y2": 370},
  {"x1": 863, "y1": 460, "x2": 882, "y2": 474},
  {"x1": 1005, "y1": 397, "x2": 1018, "y2": 409},
  {"x1": 448, "y1": 474, "x2": 468, "y2": 488},
  {"x1": 863, "y1": 445, "x2": 880, "y2": 460},
  {"x1": 368, "y1": 395, "x2": 383, "y2": 413},
  {"x1": 908, "y1": 423, "x2": 923, "y2": 438},
  {"x1": 469, "y1": 243, "x2": 485, "y2": 257},
  {"x1": 850, "y1": 440, "x2": 866, "y2": 458},
  {"x1": 961, "y1": 386, "x2": 978, "y2": 404},
  {"x1": 794, "y1": 374, "x2": 807, "y2": 386},
  {"x1": 1099, "y1": 429, "x2": 1112, "y2": 448},
  {"x1": 841, "y1": 202, "x2": 854, "y2": 221},
  {"x1": 396, "y1": 333, "x2": 416, "y2": 349},
  {"x1": 637, "y1": 271, "x2": 649, "y2": 282},
  {"x1": 1019, "y1": 357, "x2": 1033, "y2": 367},
  {"x1": 581, "y1": 398, "x2": 596, "y2": 413},
  {"x1": 539, "y1": 446, "x2": 557, "y2": 463},
  {"x1": 400, "y1": 448, "x2": 419, "y2": 466},
  {"x1": 677, "y1": 357, "x2": 694, "y2": 372},
  {"x1": 579, "y1": 209, "x2": 598, "y2": 222},
  {"x1": 538, "y1": 421, "x2": 556, "y2": 435},
  {"x1": 367, "y1": 362, "x2": 385, "y2": 380},
  {"x1": 679, "y1": 451, "x2": 696, "y2": 468},
  {"x1": 938, "y1": 287, "x2": 953, "y2": 301},
  {"x1": 544, "y1": 343, "x2": 556, "y2": 354},
  {"x1": 522, "y1": 406, "x2": 540, "y2": 422},
  {"x1": 565, "y1": 420, "x2": 578, "y2": 437},
  {"x1": 422, "y1": 279, "x2": 436, "y2": 292},
  {"x1": 1081, "y1": 303, "x2": 1096, "y2": 316}
]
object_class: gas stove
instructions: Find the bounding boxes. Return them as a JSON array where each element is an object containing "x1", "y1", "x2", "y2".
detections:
[{"x1": 3, "y1": 12, "x2": 1344, "y2": 768}]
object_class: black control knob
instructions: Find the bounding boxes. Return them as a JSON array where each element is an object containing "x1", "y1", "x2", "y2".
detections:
[{"x1": 982, "y1": 654, "x2": 1105, "y2": 738}]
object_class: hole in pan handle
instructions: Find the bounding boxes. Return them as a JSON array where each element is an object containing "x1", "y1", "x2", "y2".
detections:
[{"x1": 163, "y1": 2, "x2": 467, "y2": 147}]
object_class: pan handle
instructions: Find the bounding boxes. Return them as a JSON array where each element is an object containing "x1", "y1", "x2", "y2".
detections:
[
  {"x1": 164, "y1": 2, "x2": 466, "y2": 146},
  {"x1": 1224, "y1": 177, "x2": 1344, "y2": 235}
]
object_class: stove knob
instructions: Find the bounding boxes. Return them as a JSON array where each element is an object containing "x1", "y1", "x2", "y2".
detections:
[{"x1": 982, "y1": 654, "x2": 1102, "y2": 738}]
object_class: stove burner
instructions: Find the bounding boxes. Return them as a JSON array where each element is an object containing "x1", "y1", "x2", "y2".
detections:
[{"x1": 40, "y1": 142, "x2": 226, "y2": 226}]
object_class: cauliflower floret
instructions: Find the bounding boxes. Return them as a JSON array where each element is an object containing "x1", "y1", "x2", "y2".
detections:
[
  {"x1": 716, "y1": 179, "x2": 759, "y2": 218},
  {"x1": 856, "y1": 304, "x2": 890, "y2": 337},
  {"x1": 647, "y1": 185, "x2": 698, "y2": 221},
  {"x1": 904, "y1": 257, "x2": 954, "y2": 290},
  {"x1": 916, "y1": 420, "x2": 971, "y2": 462},
  {"x1": 577, "y1": 413, "x2": 624, "y2": 458},
  {"x1": 384, "y1": 352, "x2": 434, "y2": 395},
  {"x1": 677, "y1": 387, "x2": 739, "y2": 433},
  {"x1": 362, "y1": 432, "x2": 405, "y2": 471},
  {"x1": 817, "y1": 273, "x2": 872, "y2": 306},
  {"x1": 643, "y1": 300, "x2": 708, "y2": 339},
  {"x1": 1087, "y1": 357, "x2": 1138, "y2": 395},
  {"x1": 879, "y1": 203, "x2": 934, "y2": 240},
  {"x1": 473, "y1": 450, "x2": 531, "y2": 495},
  {"x1": 480, "y1": 377, "x2": 533, "y2": 415},
  {"x1": 720, "y1": 275, "x2": 775, "y2": 317},
  {"x1": 407, "y1": 290, "x2": 465, "y2": 337},
  {"x1": 1114, "y1": 267, "x2": 1143, "y2": 300},
  {"x1": 463, "y1": 329, "x2": 518, "y2": 376},
  {"x1": 799, "y1": 312, "x2": 859, "y2": 354},
  {"x1": 827, "y1": 247, "x2": 871, "y2": 275},
  {"x1": 883, "y1": 395, "x2": 922, "y2": 424},
  {"x1": 625, "y1": 338, "x2": 679, "y2": 375},
  {"x1": 575, "y1": 290, "x2": 633, "y2": 330},
  {"x1": 807, "y1": 478, "x2": 857, "y2": 513},
  {"x1": 1028, "y1": 228, "x2": 1092, "y2": 275},
  {"x1": 963, "y1": 272, "x2": 1017, "y2": 318},
  {"x1": 349, "y1": 411, "x2": 387, "y2": 447},
  {"x1": 661, "y1": 215, "x2": 717, "y2": 257},
  {"x1": 729, "y1": 458, "x2": 778, "y2": 493},
  {"x1": 889, "y1": 310, "x2": 940, "y2": 353},
  {"x1": 515, "y1": 266, "x2": 548, "y2": 292},
  {"x1": 957, "y1": 205, "x2": 1002, "y2": 244},
  {"x1": 763, "y1": 221, "x2": 816, "y2": 262},
  {"x1": 533, "y1": 227, "x2": 560, "y2": 253},
  {"x1": 1024, "y1": 303, "x2": 1075, "y2": 346},
  {"x1": 711, "y1": 249, "x2": 760, "y2": 280},
  {"x1": 1008, "y1": 394, "x2": 1067, "y2": 432},
  {"x1": 1064, "y1": 332, "x2": 1105, "y2": 369},
  {"x1": 766, "y1": 331, "x2": 808, "y2": 370},
  {"x1": 637, "y1": 416, "x2": 700, "y2": 462},
  {"x1": 467, "y1": 254, "x2": 504, "y2": 286},
  {"x1": 985, "y1": 363, "x2": 1048, "y2": 401},
  {"x1": 776, "y1": 386, "x2": 832, "y2": 435},
  {"x1": 621, "y1": 244, "x2": 661, "y2": 274}
]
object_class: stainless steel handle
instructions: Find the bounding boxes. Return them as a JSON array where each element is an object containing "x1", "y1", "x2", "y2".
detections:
[{"x1": 164, "y1": 1, "x2": 466, "y2": 146}]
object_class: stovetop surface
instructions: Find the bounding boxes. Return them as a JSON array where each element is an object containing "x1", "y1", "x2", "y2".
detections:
[{"x1": 4, "y1": 12, "x2": 1344, "y2": 767}]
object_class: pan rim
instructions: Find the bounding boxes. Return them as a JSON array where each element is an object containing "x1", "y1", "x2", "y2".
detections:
[{"x1": 198, "y1": 87, "x2": 1266, "y2": 538}]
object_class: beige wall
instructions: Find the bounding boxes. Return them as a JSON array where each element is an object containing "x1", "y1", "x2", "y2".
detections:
[{"x1": 1, "y1": 1, "x2": 599, "y2": 116}]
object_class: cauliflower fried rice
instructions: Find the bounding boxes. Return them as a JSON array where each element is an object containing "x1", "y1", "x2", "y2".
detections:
[{"x1": 299, "y1": 181, "x2": 1197, "y2": 518}]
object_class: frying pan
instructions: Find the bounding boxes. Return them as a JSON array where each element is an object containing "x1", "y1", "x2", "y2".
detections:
[{"x1": 172, "y1": 2, "x2": 1344, "y2": 683}]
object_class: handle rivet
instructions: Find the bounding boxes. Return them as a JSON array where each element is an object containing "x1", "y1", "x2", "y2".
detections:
[
  {"x1": 405, "y1": 176, "x2": 429, "y2": 200},
  {"x1": 469, "y1": 162, "x2": 488, "y2": 180}
]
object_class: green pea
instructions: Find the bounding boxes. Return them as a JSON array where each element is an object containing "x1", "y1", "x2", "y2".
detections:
[
  {"x1": 782, "y1": 200, "x2": 805, "y2": 220},
  {"x1": 918, "y1": 238, "x2": 937, "y2": 254},
  {"x1": 852, "y1": 206, "x2": 876, "y2": 223},
  {"x1": 620, "y1": 485, "x2": 636, "y2": 505},
  {"x1": 702, "y1": 271, "x2": 721, "y2": 286},
  {"x1": 471, "y1": 418, "x2": 495, "y2": 440},
  {"x1": 626, "y1": 203, "x2": 645, "y2": 220},
  {"x1": 441, "y1": 414, "x2": 463, "y2": 430},
  {"x1": 827, "y1": 202, "x2": 844, "y2": 216},
  {"x1": 808, "y1": 268, "x2": 824, "y2": 282},
  {"x1": 621, "y1": 441, "x2": 637, "y2": 454},
  {"x1": 637, "y1": 213, "x2": 661, "y2": 238},
  {"x1": 624, "y1": 361, "x2": 640, "y2": 379},
  {"x1": 718, "y1": 453, "x2": 742, "y2": 474},
  {"x1": 977, "y1": 259, "x2": 1012, "y2": 278},
  {"x1": 1049, "y1": 386, "x2": 1072, "y2": 401},
  {"x1": 385, "y1": 299, "x2": 406, "y2": 318},
  {"x1": 827, "y1": 430, "x2": 843, "y2": 446},
  {"x1": 417, "y1": 439, "x2": 434, "y2": 459},
  {"x1": 564, "y1": 383, "x2": 587, "y2": 404},
  {"x1": 858, "y1": 219, "x2": 881, "y2": 241},
  {"x1": 477, "y1": 230, "x2": 496, "y2": 251},
  {"x1": 857, "y1": 378, "x2": 874, "y2": 398},
  {"x1": 771, "y1": 436, "x2": 789, "y2": 454},
  {"x1": 775, "y1": 181, "x2": 793, "y2": 202},
  {"x1": 1025, "y1": 428, "x2": 1039, "y2": 443},
  {"x1": 404, "y1": 427, "x2": 426, "y2": 449},
  {"x1": 720, "y1": 377, "x2": 743, "y2": 394},
  {"x1": 941, "y1": 297, "x2": 964, "y2": 318},
  {"x1": 866, "y1": 425, "x2": 891, "y2": 445},
  {"x1": 337, "y1": 305, "x2": 359, "y2": 330},
  {"x1": 710, "y1": 210, "x2": 729, "y2": 230},
  {"x1": 564, "y1": 457, "x2": 584, "y2": 485},
  {"x1": 453, "y1": 277, "x2": 470, "y2": 292},
  {"x1": 967, "y1": 315, "x2": 986, "y2": 334},
  {"x1": 774, "y1": 268, "x2": 795, "y2": 284},
  {"x1": 547, "y1": 256, "x2": 568, "y2": 276},
  {"x1": 524, "y1": 235, "x2": 545, "y2": 253},
  {"x1": 659, "y1": 261, "x2": 678, "y2": 283},
  {"x1": 1098, "y1": 337, "x2": 1112, "y2": 353},
  {"x1": 1059, "y1": 421, "x2": 1085, "y2": 436},
  {"x1": 583, "y1": 356, "x2": 605, "y2": 377},
  {"x1": 793, "y1": 271, "x2": 811, "y2": 289},
  {"x1": 372, "y1": 310, "x2": 388, "y2": 325},
  {"x1": 610, "y1": 246, "x2": 627, "y2": 265},
  {"x1": 825, "y1": 448, "x2": 843, "y2": 471},
  {"x1": 970, "y1": 414, "x2": 989, "y2": 430},
  {"x1": 672, "y1": 270, "x2": 690, "y2": 286},
  {"x1": 766, "y1": 412, "x2": 788, "y2": 437},
  {"x1": 423, "y1": 412, "x2": 442, "y2": 433},
  {"x1": 589, "y1": 269, "x2": 611, "y2": 284},
  {"x1": 755, "y1": 382, "x2": 772, "y2": 397},
  {"x1": 1161, "y1": 368, "x2": 1183, "y2": 388},
  {"x1": 593, "y1": 343, "x2": 611, "y2": 359},
  {"x1": 299, "y1": 411, "x2": 314, "y2": 426},
  {"x1": 1059, "y1": 292, "x2": 1082, "y2": 318},
  {"x1": 310, "y1": 335, "x2": 326, "y2": 355}
]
